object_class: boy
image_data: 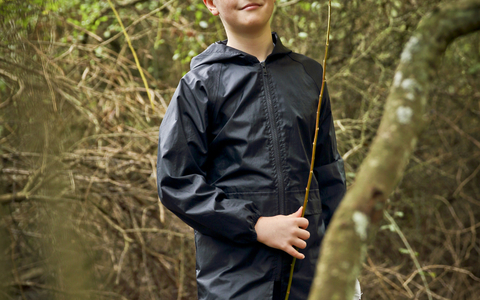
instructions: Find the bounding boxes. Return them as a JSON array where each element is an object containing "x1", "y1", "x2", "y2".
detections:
[{"x1": 157, "y1": 0, "x2": 355, "y2": 299}]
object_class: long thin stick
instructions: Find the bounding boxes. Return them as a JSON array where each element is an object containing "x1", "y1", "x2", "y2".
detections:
[
  {"x1": 285, "y1": 1, "x2": 332, "y2": 299},
  {"x1": 107, "y1": 0, "x2": 154, "y2": 110}
]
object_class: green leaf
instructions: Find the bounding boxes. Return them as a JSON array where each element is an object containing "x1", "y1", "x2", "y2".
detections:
[
  {"x1": 467, "y1": 63, "x2": 480, "y2": 74},
  {"x1": 0, "y1": 78, "x2": 7, "y2": 92},
  {"x1": 331, "y1": 1, "x2": 342, "y2": 8},
  {"x1": 195, "y1": 10, "x2": 203, "y2": 22},
  {"x1": 419, "y1": 271, "x2": 437, "y2": 278},
  {"x1": 391, "y1": 8, "x2": 398, "y2": 17},
  {"x1": 399, "y1": 248, "x2": 419, "y2": 256},
  {"x1": 298, "y1": 32, "x2": 308, "y2": 39},
  {"x1": 380, "y1": 224, "x2": 395, "y2": 232},
  {"x1": 394, "y1": 211, "x2": 404, "y2": 218}
]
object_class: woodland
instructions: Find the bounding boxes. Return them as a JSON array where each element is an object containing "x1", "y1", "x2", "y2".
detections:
[{"x1": 0, "y1": 0, "x2": 480, "y2": 300}]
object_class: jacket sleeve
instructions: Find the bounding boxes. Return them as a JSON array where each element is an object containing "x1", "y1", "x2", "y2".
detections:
[
  {"x1": 313, "y1": 83, "x2": 346, "y2": 229},
  {"x1": 156, "y1": 76, "x2": 261, "y2": 243}
]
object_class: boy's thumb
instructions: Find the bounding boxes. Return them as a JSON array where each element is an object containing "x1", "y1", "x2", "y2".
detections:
[{"x1": 289, "y1": 206, "x2": 303, "y2": 217}]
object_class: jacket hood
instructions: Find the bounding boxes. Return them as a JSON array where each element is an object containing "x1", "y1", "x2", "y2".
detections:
[{"x1": 190, "y1": 32, "x2": 292, "y2": 69}]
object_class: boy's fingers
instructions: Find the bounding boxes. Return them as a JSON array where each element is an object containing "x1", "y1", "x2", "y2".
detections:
[
  {"x1": 293, "y1": 239, "x2": 307, "y2": 250},
  {"x1": 296, "y1": 217, "x2": 309, "y2": 229},
  {"x1": 288, "y1": 206, "x2": 303, "y2": 217},
  {"x1": 286, "y1": 246, "x2": 305, "y2": 259},
  {"x1": 297, "y1": 229, "x2": 310, "y2": 241}
]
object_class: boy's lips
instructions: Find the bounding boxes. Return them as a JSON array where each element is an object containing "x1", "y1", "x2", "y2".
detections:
[{"x1": 241, "y1": 3, "x2": 262, "y2": 10}]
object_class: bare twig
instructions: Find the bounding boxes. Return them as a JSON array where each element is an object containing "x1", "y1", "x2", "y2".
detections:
[
  {"x1": 436, "y1": 112, "x2": 480, "y2": 150},
  {"x1": 0, "y1": 68, "x2": 24, "y2": 108},
  {"x1": 453, "y1": 163, "x2": 480, "y2": 196},
  {"x1": 384, "y1": 211, "x2": 433, "y2": 300}
]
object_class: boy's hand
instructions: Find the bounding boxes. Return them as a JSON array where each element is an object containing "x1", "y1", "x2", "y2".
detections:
[{"x1": 255, "y1": 207, "x2": 310, "y2": 259}]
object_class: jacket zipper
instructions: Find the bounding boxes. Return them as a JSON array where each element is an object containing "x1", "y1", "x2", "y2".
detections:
[
  {"x1": 261, "y1": 62, "x2": 285, "y2": 215},
  {"x1": 262, "y1": 62, "x2": 286, "y2": 281}
]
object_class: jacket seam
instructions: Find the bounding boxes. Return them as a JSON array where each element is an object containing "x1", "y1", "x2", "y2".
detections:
[
  {"x1": 213, "y1": 63, "x2": 222, "y2": 108},
  {"x1": 286, "y1": 53, "x2": 329, "y2": 124},
  {"x1": 286, "y1": 53, "x2": 321, "y2": 94}
]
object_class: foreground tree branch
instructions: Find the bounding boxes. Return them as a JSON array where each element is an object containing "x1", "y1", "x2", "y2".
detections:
[{"x1": 309, "y1": 1, "x2": 480, "y2": 299}]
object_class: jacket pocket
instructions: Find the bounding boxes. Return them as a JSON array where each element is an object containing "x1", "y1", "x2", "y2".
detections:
[
  {"x1": 285, "y1": 189, "x2": 322, "y2": 216},
  {"x1": 223, "y1": 189, "x2": 322, "y2": 217}
]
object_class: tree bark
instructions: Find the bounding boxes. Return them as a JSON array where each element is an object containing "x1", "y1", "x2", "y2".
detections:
[{"x1": 308, "y1": 1, "x2": 480, "y2": 299}]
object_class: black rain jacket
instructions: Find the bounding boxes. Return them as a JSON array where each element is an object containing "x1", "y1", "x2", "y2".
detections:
[{"x1": 157, "y1": 33, "x2": 346, "y2": 300}]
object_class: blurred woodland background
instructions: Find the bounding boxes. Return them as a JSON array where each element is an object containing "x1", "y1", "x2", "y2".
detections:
[{"x1": 0, "y1": 0, "x2": 479, "y2": 299}]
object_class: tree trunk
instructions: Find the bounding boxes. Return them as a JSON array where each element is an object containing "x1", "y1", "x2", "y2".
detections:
[{"x1": 308, "y1": 1, "x2": 480, "y2": 299}]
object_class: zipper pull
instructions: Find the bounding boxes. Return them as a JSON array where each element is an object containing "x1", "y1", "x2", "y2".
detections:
[{"x1": 261, "y1": 62, "x2": 267, "y2": 75}]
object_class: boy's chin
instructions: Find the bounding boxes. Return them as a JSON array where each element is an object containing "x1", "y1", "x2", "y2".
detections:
[{"x1": 228, "y1": 21, "x2": 271, "y2": 34}]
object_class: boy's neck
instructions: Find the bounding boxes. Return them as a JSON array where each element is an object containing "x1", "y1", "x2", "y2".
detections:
[{"x1": 225, "y1": 27, "x2": 274, "y2": 62}]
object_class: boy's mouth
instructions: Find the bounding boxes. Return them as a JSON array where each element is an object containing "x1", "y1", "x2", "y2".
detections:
[{"x1": 241, "y1": 3, "x2": 262, "y2": 10}]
